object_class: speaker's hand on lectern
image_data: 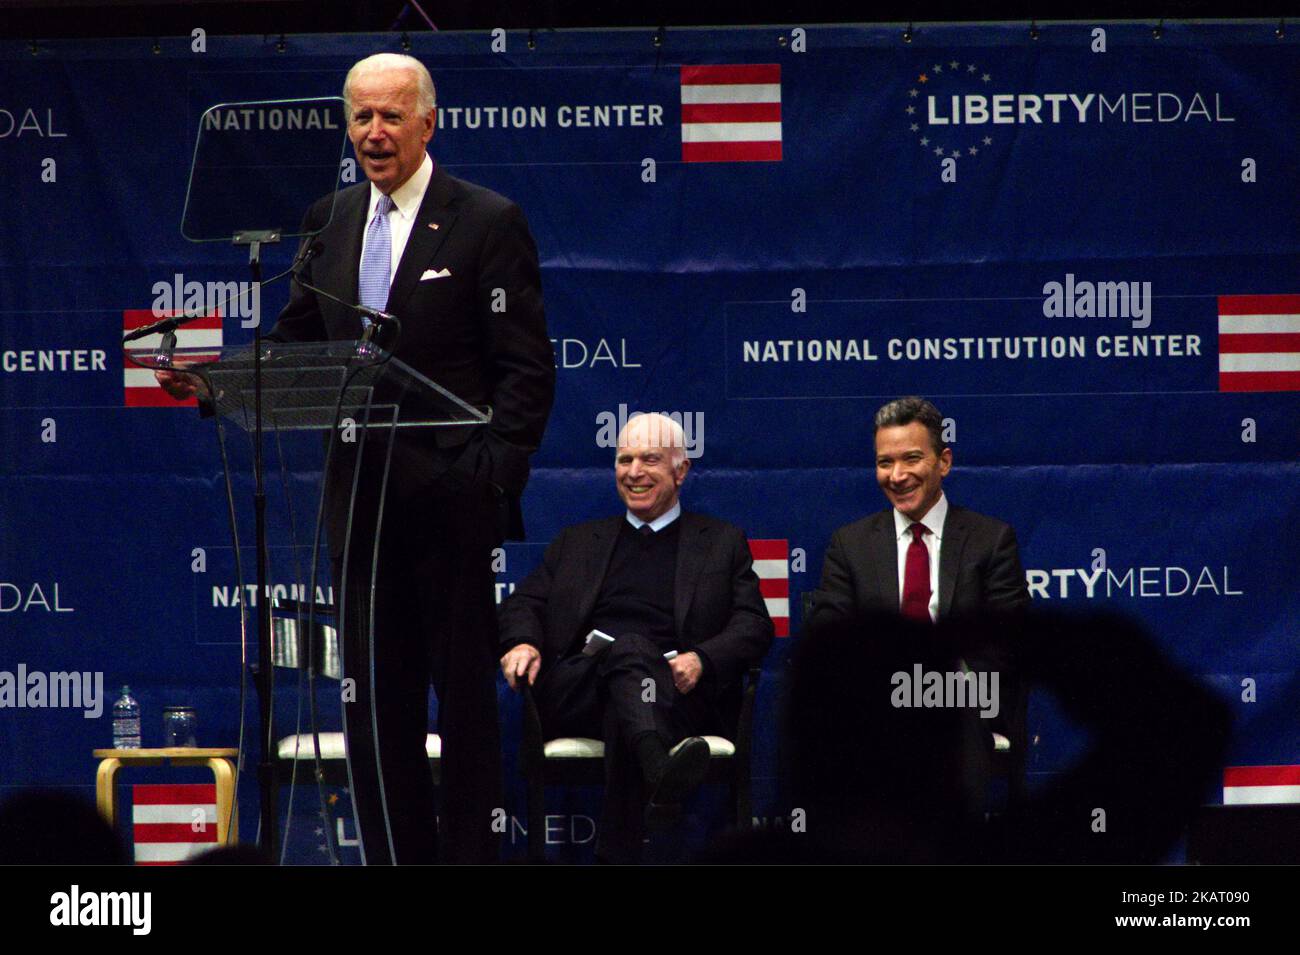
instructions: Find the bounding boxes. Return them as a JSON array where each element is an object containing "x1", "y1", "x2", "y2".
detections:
[
  {"x1": 500, "y1": 644, "x2": 541, "y2": 690},
  {"x1": 154, "y1": 368, "x2": 207, "y2": 401}
]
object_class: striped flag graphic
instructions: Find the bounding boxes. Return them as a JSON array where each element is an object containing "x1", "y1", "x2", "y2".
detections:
[
  {"x1": 122, "y1": 309, "x2": 222, "y2": 407},
  {"x1": 748, "y1": 539, "x2": 789, "y2": 637},
  {"x1": 132, "y1": 783, "x2": 218, "y2": 865},
  {"x1": 1217, "y1": 294, "x2": 1300, "y2": 392},
  {"x1": 1223, "y1": 766, "x2": 1300, "y2": 805},
  {"x1": 680, "y1": 64, "x2": 782, "y2": 163}
]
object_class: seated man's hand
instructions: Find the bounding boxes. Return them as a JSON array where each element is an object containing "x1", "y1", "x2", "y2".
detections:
[
  {"x1": 154, "y1": 368, "x2": 205, "y2": 401},
  {"x1": 500, "y1": 643, "x2": 541, "y2": 691},
  {"x1": 669, "y1": 651, "x2": 703, "y2": 695}
]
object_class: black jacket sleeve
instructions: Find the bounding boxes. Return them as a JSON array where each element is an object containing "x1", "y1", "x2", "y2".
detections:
[{"x1": 690, "y1": 526, "x2": 775, "y2": 687}]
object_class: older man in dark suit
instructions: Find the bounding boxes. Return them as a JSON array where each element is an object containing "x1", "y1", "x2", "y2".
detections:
[
  {"x1": 499, "y1": 413, "x2": 773, "y2": 862},
  {"x1": 161, "y1": 53, "x2": 554, "y2": 865}
]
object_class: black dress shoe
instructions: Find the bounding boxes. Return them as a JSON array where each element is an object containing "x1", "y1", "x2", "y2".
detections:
[{"x1": 646, "y1": 736, "x2": 711, "y2": 825}]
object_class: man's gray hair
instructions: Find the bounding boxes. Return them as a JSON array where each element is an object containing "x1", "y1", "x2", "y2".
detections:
[
  {"x1": 874, "y1": 396, "x2": 947, "y2": 454},
  {"x1": 616, "y1": 413, "x2": 688, "y2": 468},
  {"x1": 343, "y1": 53, "x2": 437, "y2": 116}
]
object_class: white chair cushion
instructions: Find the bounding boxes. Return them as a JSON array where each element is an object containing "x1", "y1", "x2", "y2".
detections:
[
  {"x1": 542, "y1": 737, "x2": 605, "y2": 759},
  {"x1": 277, "y1": 732, "x2": 441, "y2": 759},
  {"x1": 542, "y1": 735, "x2": 735, "y2": 759},
  {"x1": 277, "y1": 732, "x2": 346, "y2": 760}
]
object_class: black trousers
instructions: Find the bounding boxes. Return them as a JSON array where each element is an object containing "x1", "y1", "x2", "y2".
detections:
[
  {"x1": 333, "y1": 445, "x2": 504, "y2": 865},
  {"x1": 534, "y1": 634, "x2": 723, "y2": 863}
]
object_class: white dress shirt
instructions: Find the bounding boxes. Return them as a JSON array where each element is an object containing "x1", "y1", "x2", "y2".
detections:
[
  {"x1": 625, "y1": 500, "x2": 682, "y2": 533},
  {"x1": 360, "y1": 151, "x2": 434, "y2": 287},
  {"x1": 893, "y1": 491, "x2": 948, "y2": 623}
]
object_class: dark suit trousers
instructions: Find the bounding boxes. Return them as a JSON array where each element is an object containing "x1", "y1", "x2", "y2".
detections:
[
  {"x1": 534, "y1": 633, "x2": 722, "y2": 863},
  {"x1": 335, "y1": 444, "x2": 504, "y2": 865}
]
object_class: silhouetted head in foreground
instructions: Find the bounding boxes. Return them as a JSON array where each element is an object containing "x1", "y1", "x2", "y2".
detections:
[
  {"x1": 0, "y1": 789, "x2": 128, "y2": 865},
  {"x1": 186, "y1": 844, "x2": 272, "y2": 865}
]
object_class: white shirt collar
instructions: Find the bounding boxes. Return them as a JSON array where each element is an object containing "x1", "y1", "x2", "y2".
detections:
[
  {"x1": 368, "y1": 151, "x2": 432, "y2": 221},
  {"x1": 893, "y1": 491, "x2": 948, "y2": 541},
  {"x1": 626, "y1": 501, "x2": 682, "y2": 533}
]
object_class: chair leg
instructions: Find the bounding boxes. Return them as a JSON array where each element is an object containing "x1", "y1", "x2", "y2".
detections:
[
  {"x1": 207, "y1": 757, "x2": 238, "y2": 845},
  {"x1": 95, "y1": 757, "x2": 121, "y2": 829}
]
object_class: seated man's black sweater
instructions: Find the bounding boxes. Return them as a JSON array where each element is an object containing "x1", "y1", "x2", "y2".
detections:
[{"x1": 587, "y1": 518, "x2": 681, "y2": 653}]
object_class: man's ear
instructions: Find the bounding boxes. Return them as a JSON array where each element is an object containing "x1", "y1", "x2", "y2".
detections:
[
  {"x1": 422, "y1": 107, "x2": 436, "y2": 145},
  {"x1": 675, "y1": 458, "x2": 691, "y2": 485},
  {"x1": 939, "y1": 447, "x2": 953, "y2": 476}
]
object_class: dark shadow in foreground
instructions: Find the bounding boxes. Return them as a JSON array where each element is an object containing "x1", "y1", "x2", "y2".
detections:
[{"x1": 701, "y1": 609, "x2": 1231, "y2": 864}]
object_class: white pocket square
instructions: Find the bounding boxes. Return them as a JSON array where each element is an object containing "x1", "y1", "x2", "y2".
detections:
[{"x1": 420, "y1": 267, "x2": 452, "y2": 281}]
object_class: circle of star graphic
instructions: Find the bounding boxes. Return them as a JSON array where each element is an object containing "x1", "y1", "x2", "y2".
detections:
[{"x1": 908, "y1": 58, "x2": 994, "y2": 161}]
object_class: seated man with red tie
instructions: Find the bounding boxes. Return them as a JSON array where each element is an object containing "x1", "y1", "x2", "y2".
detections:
[{"x1": 805, "y1": 396, "x2": 1030, "y2": 750}]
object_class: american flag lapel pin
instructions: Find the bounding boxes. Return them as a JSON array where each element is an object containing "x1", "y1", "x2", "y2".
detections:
[{"x1": 429, "y1": 222, "x2": 440, "y2": 230}]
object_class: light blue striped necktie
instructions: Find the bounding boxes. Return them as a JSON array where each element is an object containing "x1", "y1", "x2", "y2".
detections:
[{"x1": 358, "y1": 194, "x2": 395, "y2": 326}]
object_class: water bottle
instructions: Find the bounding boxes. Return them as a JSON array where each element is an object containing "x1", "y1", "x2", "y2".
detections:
[{"x1": 111, "y1": 686, "x2": 141, "y2": 749}]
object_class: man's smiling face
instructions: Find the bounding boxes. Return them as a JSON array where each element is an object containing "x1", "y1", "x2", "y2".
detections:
[
  {"x1": 346, "y1": 66, "x2": 434, "y2": 195},
  {"x1": 615, "y1": 417, "x2": 689, "y2": 523},
  {"x1": 875, "y1": 421, "x2": 951, "y2": 522}
]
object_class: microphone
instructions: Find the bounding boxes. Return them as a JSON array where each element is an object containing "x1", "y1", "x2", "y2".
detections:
[
  {"x1": 296, "y1": 242, "x2": 394, "y2": 329},
  {"x1": 294, "y1": 240, "x2": 324, "y2": 272},
  {"x1": 288, "y1": 268, "x2": 401, "y2": 345},
  {"x1": 122, "y1": 313, "x2": 183, "y2": 344},
  {"x1": 358, "y1": 307, "x2": 397, "y2": 346},
  {"x1": 357, "y1": 306, "x2": 397, "y2": 326}
]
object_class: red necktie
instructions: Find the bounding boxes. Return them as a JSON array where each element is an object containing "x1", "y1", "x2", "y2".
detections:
[{"x1": 901, "y1": 523, "x2": 932, "y2": 623}]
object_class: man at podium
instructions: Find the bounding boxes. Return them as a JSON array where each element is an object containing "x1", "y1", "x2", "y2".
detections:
[{"x1": 157, "y1": 52, "x2": 555, "y2": 864}]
